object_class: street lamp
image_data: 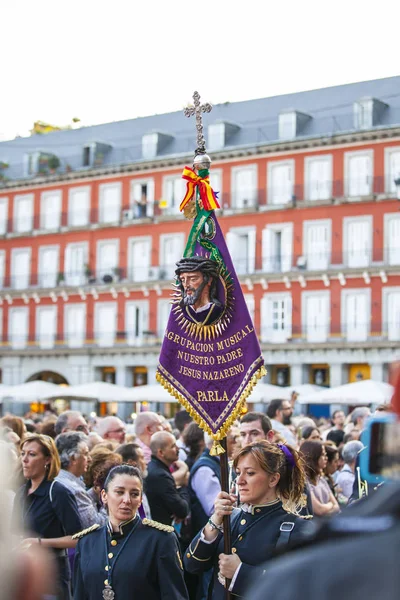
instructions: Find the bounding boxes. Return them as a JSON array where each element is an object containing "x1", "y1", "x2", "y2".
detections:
[{"x1": 394, "y1": 176, "x2": 400, "y2": 200}]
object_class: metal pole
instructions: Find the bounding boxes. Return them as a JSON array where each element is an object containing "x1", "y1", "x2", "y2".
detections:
[{"x1": 219, "y1": 437, "x2": 232, "y2": 600}]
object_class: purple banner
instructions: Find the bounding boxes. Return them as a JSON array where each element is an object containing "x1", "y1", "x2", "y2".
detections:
[{"x1": 157, "y1": 213, "x2": 265, "y2": 440}]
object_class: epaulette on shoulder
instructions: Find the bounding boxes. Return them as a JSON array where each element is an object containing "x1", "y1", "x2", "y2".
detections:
[
  {"x1": 142, "y1": 518, "x2": 174, "y2": 533},
  {"x1": 72, "y1": 523, "x2": 101, "y2": 540}
]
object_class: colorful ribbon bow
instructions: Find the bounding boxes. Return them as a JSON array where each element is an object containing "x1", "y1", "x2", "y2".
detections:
[{"x1": 180, "y1": 166, "x2": 220, "y2": 213}]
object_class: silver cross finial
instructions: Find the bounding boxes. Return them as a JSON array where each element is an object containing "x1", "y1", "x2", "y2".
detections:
[{"x1": 184, "y1": 91, "x2": 212, "y2": 155}]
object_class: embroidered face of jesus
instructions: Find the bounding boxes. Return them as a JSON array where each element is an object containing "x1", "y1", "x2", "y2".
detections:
[{"x1": 179, "y1": 271, "x2": 211, "y2": 309}]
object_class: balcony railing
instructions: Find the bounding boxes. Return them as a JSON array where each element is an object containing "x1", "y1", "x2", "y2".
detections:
[
  {"x1": 0, "y1": 247, "x2": 399, "y2": 292},
  {"x1": 0, "y1": 175, "x2": 397, "y2": 236},
  {"x1": 1, "y1": 321, "x2": 398, "y2": 352}
]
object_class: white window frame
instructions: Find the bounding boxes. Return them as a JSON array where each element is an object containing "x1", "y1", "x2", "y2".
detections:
[
  {"x1": 343, "y1": 215, "x2": 372, "y2": 268},
  {"x1": 96, "y1": 238, "x2": 120, "y2": 282},
  {"x1": 95, "y1": 302, "x2": 117, "y2": 347},
  {"x1": 36, "y1": 305, "x2": 58, "y2": 349},
  {"x1": 11, "y1": 247, "x2": 31, "y2": 290},
  {"x1": 267, "y1": 159, "x2": 295, "y2": 206},
  {"x1": 142, "y1": 133, "x2": 158, "y2": 159},
  {"x1": 353, "y1": 99, "x2": 373, "y2": 130},
  {"x1": 125, "y1": 300, "x2": 149, "y2": 346},
  {"x1": 38, "y1": 245, "x2": 60, "y2": 288},
  {"x1": 382, "y1": 286, "x2": 400, "y2": 341},
  {"x1": 157, "y1": 298, "x2": 172, "y2": 339},
  {"x1": 162, "y1": 174, "x2": 186, "y2": 215},
  {"x1": 159, "y1": 232, "x2": 185, "y2": 279},
  {"x1": 384, "y1": 146, "x2": 400, "y2": 194},
  {"x1": 98, "y1": 182, "x2": 122, "y2": 224},
  {"x1": 209, "y1": 168, "x2": 223, "y2": 206},
  {"x1": 302, "y1": 219, "x2": 332, "y2": 271},
  {"x1": 64, "y1": 303, "x2": 86, "y2": 348},
  {"x1": 0, "y1": 196, "x2": 9, "y2": 235},
  {"x1": 40, "y1": 189, "x2": 62, "y2": 230},
  {"x1": 0, "y1": 307, "x2": 2, "y2": 342},
  {"x1": 128, "y1": 235, "x2": 152, "y2": 282},
  {"x1": 260, "y1": 292, "x2": 292, "y2": 343},
  {"x1": 279, "y1": 112, "x2": 296, "y2": 140},
  {"x1": 64, "y1": 241, "x2": 89, "y2": 286},
  {"x1": 68, "y1": 186, "x2": 91, "y2": 227},
  {"x1": 304, "y1": 154, "x2": 333, "y2": 201},
  {"x1": 262, "y1": 222, "x2": 293, "y2": 273},
  {"x1": 244, "y1": 294, "x2": 255, "y2": 324},
  {"x1": 341, "y1": 288, "x2": 371, "y2": 342},
  {"x1": 384, "y1": 213, "x2": 400, "y2": 265},
  {"x1": 231, "y1": 164, "x2": 258, "y2": 209},
  {"x1": 208, "y1": 123, "x2": 225, "y2": 151},
  {"x1": 226, "y1": 226, "x2": 256, "y2": 275},
  {"x1": 129, "y1": 177, "x2": 155, "y2": 218},
  {"x1": 14, "y1": 193, "x2": 34, "y2": 233},
  {"x1": 302, "y1": 290, "x2": 331, "y2": 342},
  {"x1": 0, "y1": 249, "x2": 5, "y2": 288},
  {"x1": 344, "y1": 149, "x2": 374, "y2": 198},
  {"x1": 9, "y1": 306, "x2": 29, "y2": 349}
]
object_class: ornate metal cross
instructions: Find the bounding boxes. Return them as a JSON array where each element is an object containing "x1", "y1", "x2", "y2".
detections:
[{"x1": 184, "y1": 91, "x2": 212, "y2": 155}]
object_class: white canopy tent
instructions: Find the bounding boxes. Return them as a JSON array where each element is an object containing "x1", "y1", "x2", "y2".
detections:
[
  {"x1": 284, "y1": 384, "x2": 325, "y2": 397},
  {"x1": 53, "y1": 381, "x2": 135, "y2": 402},
  {"x1": 297, "y1": 379, "x2": 394, "y2": 405},
  {"x1": 0, "y1": 380, "x2": 63, "y2": 401},
  {"x1": 127, "y1": 384, "x2": 178, "y2": 403},
  {"x1": 247, "y1": 383, "x2": 289, "y2": 402}
]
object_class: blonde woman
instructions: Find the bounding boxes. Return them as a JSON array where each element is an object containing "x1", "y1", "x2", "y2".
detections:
[{"x1": 13, "y1": 434, "x2": 82, "y2": 599}]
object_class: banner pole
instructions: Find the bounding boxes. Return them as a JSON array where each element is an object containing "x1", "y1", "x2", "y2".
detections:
[{"x1": 220, "y1": 437, "x2": 232, "y2": 600}]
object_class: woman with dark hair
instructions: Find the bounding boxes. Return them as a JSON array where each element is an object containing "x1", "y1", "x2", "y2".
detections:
[
  {"x1": 182, "y1": 422, "x2": 205, "y2": 470},
  {"x1": 73, "y1": 464, "x2": 188, "y2": 600},
  {"x1": 13, "y1": 433, "x2": 82, "y2": 599},
  {"x1": 323, "y1": 443, "x2": 340, "y2": 498},
  {"x1": 301, "y1": 426, "x2": 322, "y2": 443},
  {"x1": 184, "y1": 441, "x2": 312, "y2": 599},
  {"x1": 301, "y1": 440, "x2": 340, "y2": 517}
]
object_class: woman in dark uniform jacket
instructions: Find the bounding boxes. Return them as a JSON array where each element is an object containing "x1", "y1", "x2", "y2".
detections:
[
  {"x1": 13, "y1": 433, "x2": 82, "y2": 600},
  {"x1": 73, "y1": 464, "x2": 188, "y2": 600},
  {"x1": 184, "y1": 441, "x2": 313, "y2": 599}
]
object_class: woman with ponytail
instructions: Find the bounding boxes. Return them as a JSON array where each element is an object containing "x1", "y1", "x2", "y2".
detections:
[{"x1": 184, "y1": 440, "x2": 313, "y2": 599}]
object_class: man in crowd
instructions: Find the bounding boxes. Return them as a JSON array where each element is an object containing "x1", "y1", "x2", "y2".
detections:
[
  {"x1": 174, "y1": 409, "x2": 193, "y2": 461},
  {"x1": 54, "y1": 410, "x2": 89, "y2": 437},
  {"x1": 266, "y1": 399, "x2": 297, "y2": 446},
  {"x1": 336, "y1": 440, "x2": 364, "y2": 501},
  {"x1": 239, "y1": 411, "x2": 274, "y2": 445},
  {"x1": 134, "y1": 411, "x2": 163, "y2": 463},
  {"x1": 145, "y1": 431, "x2": 190, "y2": 526},
  {"x1": 325, "y1": 409, "x2": 346, "y2": 445},
  {"x1": 55, "y1": 431, "x2": 106, "y2": 527},
  {"x1": 345, "y1": 406, "x2": 371, "y2": 435},
  {"x1": 96, "y1": 415, "x2": 126, "y2": 444}
]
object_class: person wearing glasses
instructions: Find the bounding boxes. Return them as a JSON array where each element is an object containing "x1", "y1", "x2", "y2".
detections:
[
  {"x1": 13, "y1": 434, "x2": 82, "y2": 599},
  {"x1": 96, "y1": 416, "x2": 126, "y2": 445},
  {"x1": 55, "y1": 411, "x2": 90, "y2": 437}
]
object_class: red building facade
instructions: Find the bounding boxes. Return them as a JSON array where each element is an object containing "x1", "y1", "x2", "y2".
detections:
[{"x1": 1, "y1": 79, "x2": 399, "y2": 412}]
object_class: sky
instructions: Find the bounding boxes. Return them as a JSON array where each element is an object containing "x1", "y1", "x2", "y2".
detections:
[{"x1": 1, "y1": 0, "x2": 399, "y2": 140}]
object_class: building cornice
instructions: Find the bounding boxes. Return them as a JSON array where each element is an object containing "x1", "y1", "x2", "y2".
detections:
[{"x1": 2, "y1": 126, "x2": 400, "y2": 193}]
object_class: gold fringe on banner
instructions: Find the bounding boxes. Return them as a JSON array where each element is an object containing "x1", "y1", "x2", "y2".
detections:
[{"x1": 155, "y1": 365, "x2": 266, "y2": 454}]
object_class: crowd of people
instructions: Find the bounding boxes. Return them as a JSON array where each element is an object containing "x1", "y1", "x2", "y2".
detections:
[{"x1": 0, "y1": 397, "x2": 393, "y2": 600}]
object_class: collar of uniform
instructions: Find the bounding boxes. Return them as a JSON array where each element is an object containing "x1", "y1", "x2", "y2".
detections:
[
  {"x1": 241, "y1": 498, "x2": 281, "y2": 515},
  {"x1": 107, "y1": 515, "x2": 138, "y2": 536}
]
